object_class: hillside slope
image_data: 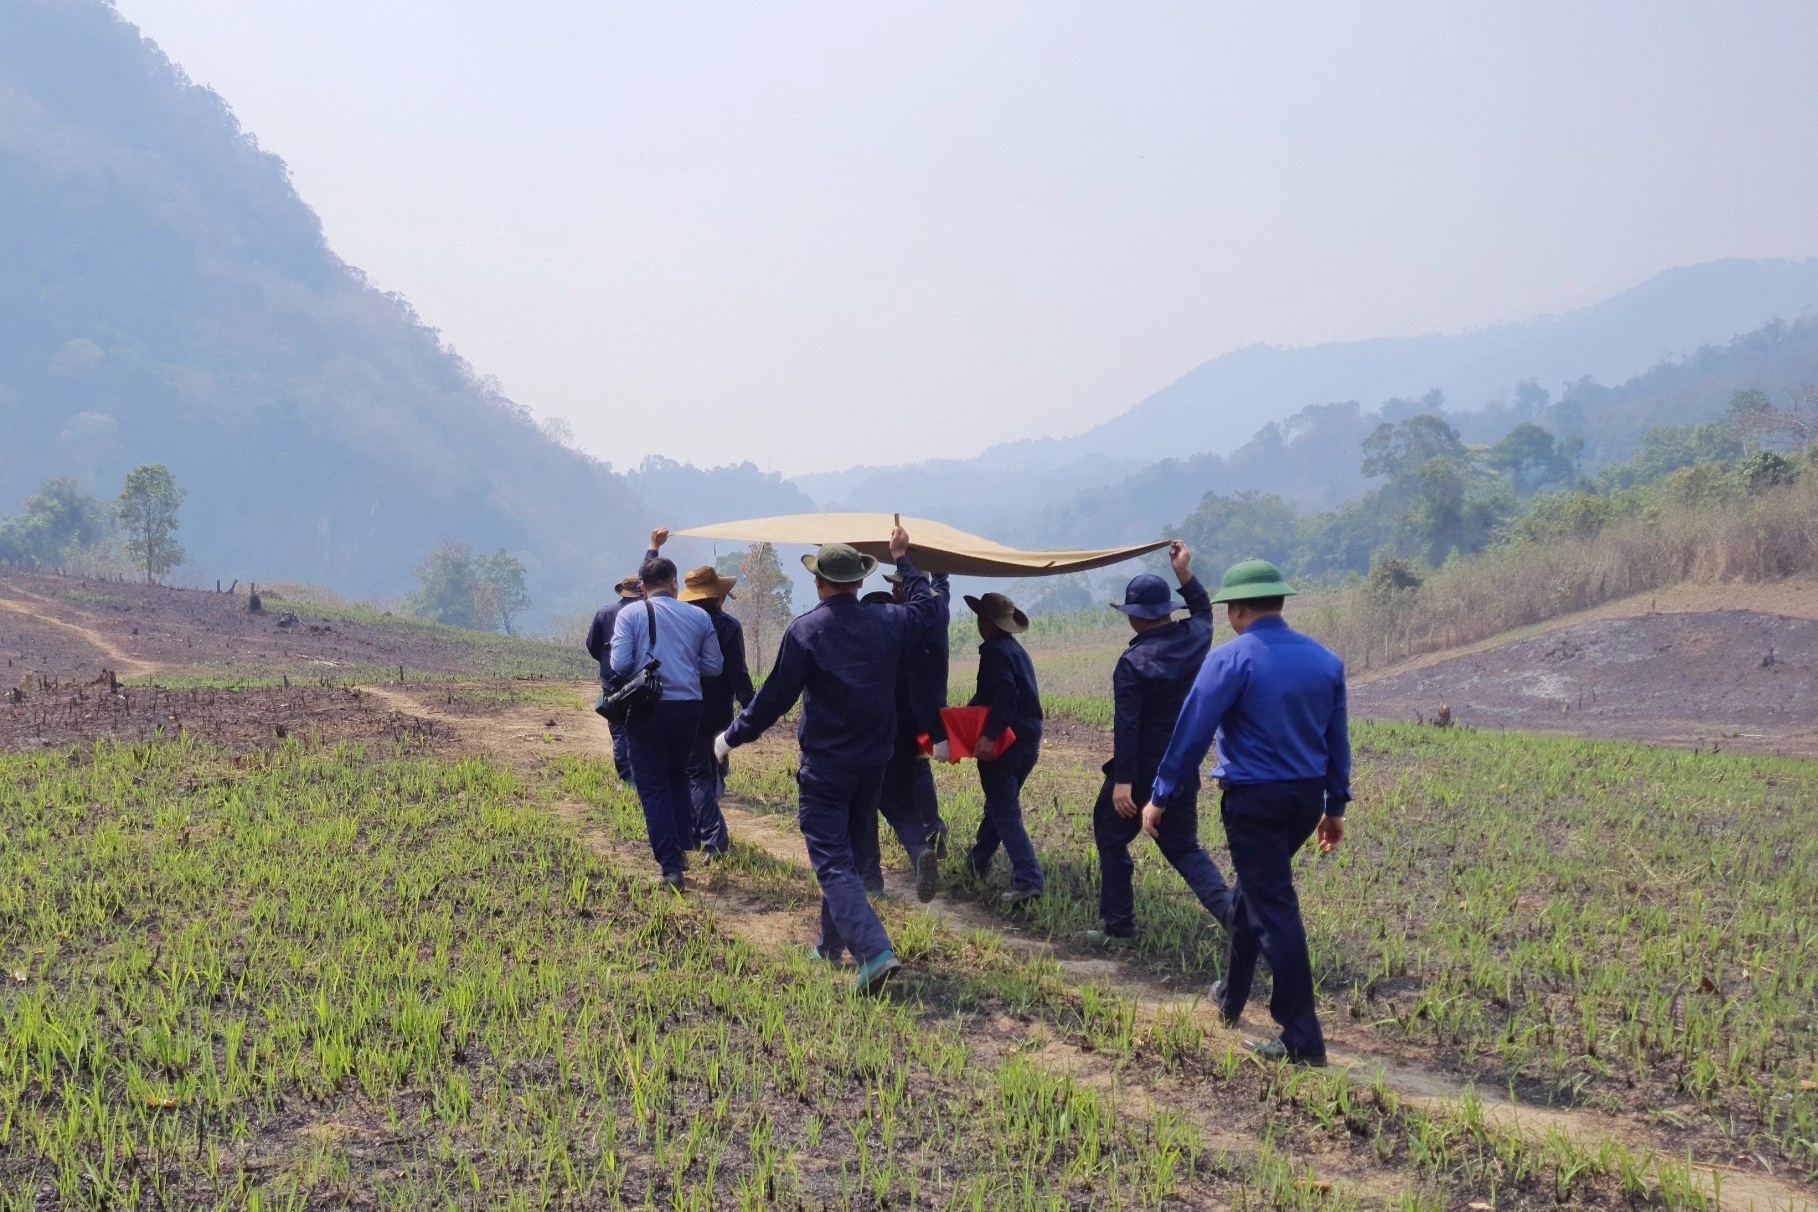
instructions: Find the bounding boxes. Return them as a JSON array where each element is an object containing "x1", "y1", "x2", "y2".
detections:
[{"x1": 0, "y1": 0, "x2": 814, "y2": 619}]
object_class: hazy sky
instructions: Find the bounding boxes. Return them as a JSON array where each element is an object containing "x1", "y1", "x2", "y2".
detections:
[{"x1": 118, "y1": 1, "x2": 1818, "y2": 475}]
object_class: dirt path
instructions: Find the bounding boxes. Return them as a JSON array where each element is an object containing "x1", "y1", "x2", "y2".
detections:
[
  {"x1": 365, "y1": 683, "x2": 1814, "y2": 1212},
  {"x1": 0, "y1": 587, "x2": 162, "y2": 679}
]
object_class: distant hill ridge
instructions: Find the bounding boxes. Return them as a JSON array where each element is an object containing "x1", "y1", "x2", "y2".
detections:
[{"x1": 799, "y1": 258, "x2": 1818, "y2": 538}]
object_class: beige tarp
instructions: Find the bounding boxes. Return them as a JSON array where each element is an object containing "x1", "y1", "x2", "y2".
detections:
[{"x1": 677, "y1": 512, "x2": 1169, "y2": 578}]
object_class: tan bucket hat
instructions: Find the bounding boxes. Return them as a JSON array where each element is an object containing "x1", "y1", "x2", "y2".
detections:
[
  {"x1": 678, "y1": 565, "x2": 738, "y2": 603},
  {"x1": 964, "y1": 591, "x2": 1029, "y2": 635}
]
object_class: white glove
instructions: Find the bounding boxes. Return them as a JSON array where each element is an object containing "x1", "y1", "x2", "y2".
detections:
[
  {"x1": 713, "y1": 732, "x2": 732, "y2": 762},
  {"x1": 932, "y1": 740, "x2": 951, "y2": 762}
]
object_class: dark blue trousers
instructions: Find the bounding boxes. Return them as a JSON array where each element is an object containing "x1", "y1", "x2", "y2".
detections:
[
  {"x1": 863, "y1": 743, "x2": 945, "y2": 881},
  {"x1": 625, "y1": 700, "x2": 702, "y2": 878},
  {"x1": 607, "y1": 718, "x2": 632, "y2": 782},
  {"x1": 1216, "y1": 779, "x2": 1328, "y2": 1060},
  {"x1": 686, "y1": 729, "x2": 731, "y2": 855},
  {"x1": 798, "y1": 760, "x2": 892, "y2": 963},
  {"x1": 969, "y1": 737, "x2": 1043, "y2": 893},
  {"x1": 1092, "y1": 771, "x2": 1233, "y2": 938}
]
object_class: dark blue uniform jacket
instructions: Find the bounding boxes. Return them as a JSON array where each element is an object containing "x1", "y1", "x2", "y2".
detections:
[
  {"x1": 970, "y1": 633, "x2": 1042, "y2": 744},
  {"x1": 585, "y1": 599, "x2": 634, "y2": 686},
  {"x1": 896, "y1": 574, "x2": 951, "y2": 747},
  {"x1": 725, "y1": 558, "x2": 938, "y2": 768},
  {"x1": 697, "y1": 603, "x2": 756, "y2": 735},
  {"x1": 1109, "y1": 574, "x2": 1213, "y2": 793}
]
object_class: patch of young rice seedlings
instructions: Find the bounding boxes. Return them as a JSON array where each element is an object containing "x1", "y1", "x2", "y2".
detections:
[
  {"x1": 0, "y1": 738, "x2": 1252, "y2": 1206},
  {"x1": 884, "y1": 714, "x2": 1818, "y2": 1175}
]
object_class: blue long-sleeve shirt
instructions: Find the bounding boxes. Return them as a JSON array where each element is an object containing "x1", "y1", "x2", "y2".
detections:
[
  {"x1": 724, "y1": 557, "x2": 937, "y2": 767},
  {"x1": 1111, "y1": 575, "x2": 1213, "y2": 791},
  {"x1": 969, "y1": 633, "x2": 1042, "y2": 744},
  {"x1": 1149, "y1": 613, "x2": 1352, "y2": 815},
  {"x1": 695, "y1": 602, "x2": 756, "y2": 734},
  {"x1": 609, "y1": 594, "x2": 724, "y2": 701}
]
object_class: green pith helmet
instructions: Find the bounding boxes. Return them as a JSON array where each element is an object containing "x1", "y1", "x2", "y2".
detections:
[{"x1": 1211, "y1": 559, "x2": 1297, "y2": 603}]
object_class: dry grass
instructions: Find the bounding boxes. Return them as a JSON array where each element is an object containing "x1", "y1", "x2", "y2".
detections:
[{"x1": 1298, "y1": 478, "x2": 1818, "y2": 669}]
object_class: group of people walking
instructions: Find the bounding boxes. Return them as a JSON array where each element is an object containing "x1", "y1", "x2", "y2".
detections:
[{"x1": 587, "y1": 523, "x2": 1349, "y2": 1067}]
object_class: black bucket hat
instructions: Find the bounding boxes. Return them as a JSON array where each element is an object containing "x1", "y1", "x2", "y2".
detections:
[{"x1": 964, "y1": 592, "x2": 1029, "y2": 635}]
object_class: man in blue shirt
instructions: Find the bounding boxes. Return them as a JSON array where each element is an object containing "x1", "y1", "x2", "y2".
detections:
[
  {"x1": 1087, "y1": 540, "x2": 1235, "y2": 947},
  {"x1": 610, "y1": 529, "x2": 726, "y2": 891},
  {"x1": 963, "y1": 592, "x2": 1044, "y2": 905},
  {"x1": 584, "y1": 573, "x2": 643, "y2": 780},
  {"x1": 679, "y1": 564, "x2": 755, "y2": 858},
  {"x1": 1144, "y1": 559, "x2": 1350, "y2": 1067},
  {"x1": 716, "y1": 524, "x2": 936, "y2": 995}
]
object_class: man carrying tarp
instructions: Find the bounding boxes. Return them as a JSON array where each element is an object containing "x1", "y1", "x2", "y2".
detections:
[
  {"x1": 1143, "y1": 559, "x2": 1351, "y2": 1067},
  {"x1": 962, "y1": 591, "x2": 1045, "y2": 905},
  {"x1": 584, "y1": 572, "x2": 644, "y2": 781},
  {"x1": 857, "y1": 570, "x2": 952, "y2": 903},
  {"x1": 1085, "y1": 539, "x2": 1235, "y2": 948},
  {"x1": 679, "y1": 564, "x2": 754, "y2": 858},
  {"x1": 714, "y1": 523, "x2": 937, "y2": 994}
]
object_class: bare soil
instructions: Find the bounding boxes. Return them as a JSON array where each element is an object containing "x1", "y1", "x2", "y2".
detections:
[
  {"x1": 0, "y1": 569, "x2": 590, "y2": 683},
  {"x1": 1353, "y1": 609, "x2": 1818, "y2": 754},
  {"x1": 1, "y1": 678, "x2": 453, "y2": 752}
]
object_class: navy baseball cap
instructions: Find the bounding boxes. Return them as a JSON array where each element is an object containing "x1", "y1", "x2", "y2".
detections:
[{"x1": 1113, "y1": 574, "x2": 1177, "y2": 620}]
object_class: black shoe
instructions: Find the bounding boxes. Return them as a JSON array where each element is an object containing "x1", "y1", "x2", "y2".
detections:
[
  {"x1": 661, "y1": 871, "x2": 686, "y2": 893},
  {"x1": 1245, "y1": 1037, "x2": 1326, "y2": 1067},
  {"x1": 913, "y1": 849, "x2": 939, "y2": 903},
  {"x1": 863, "y1": 874, "x2": 886, "y2": 897},
  {"x1": 1000, "y1": 886, "x2": 1041, "y2": 907},
  {"x1": 929, "y1": 823, "x2": 950, "y2": 860},
  {"x1": 1211, "y1": 978, "x2": 1241, "y2": 1027}
]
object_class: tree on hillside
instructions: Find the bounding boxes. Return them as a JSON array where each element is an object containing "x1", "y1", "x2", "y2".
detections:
[
  {"x1": 1486, "y1": 423, "x2": 1579, "y2": 496},
  {"x1": 406, "y1": 541, "x2": 484, "y2": 629},
  {"x1": 475, "y1": 549, "x2": 532, "y2": 636},
  {"x1": 728, "y1": 542, "x2": 794, "y2": 677},
  {"x1": 1728, "y1": 385, "x2": 1818, "y2": 452},
  {"x1": 1361, "y1": 415, "x2": 1468, "y2": 484},
  {"x1": 405, "y1": 541, "x2": 533, "y2": 633},
  {"x1": 116, "y1": 465, "x2": 185, "y2": 583},
  {"x1": 0, "y1": 477, "x2": 110, "y2": 570},
  {"x1": 1168, "y1": 490, "x2": 1300, "y2": 575}
]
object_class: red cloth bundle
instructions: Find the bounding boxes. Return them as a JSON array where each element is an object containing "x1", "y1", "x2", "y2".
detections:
[{"x1": 919, "y1": 706, "x2": 1016, "y2": 763}]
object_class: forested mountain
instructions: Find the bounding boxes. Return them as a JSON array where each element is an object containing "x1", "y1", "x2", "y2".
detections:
[
  {"x1": 802, "y1": 259, "x2": 1818, "y2": 536},
  {"x1": 995, "y1": 315, "x2": 1818, "y2": 551},
  {"x1": 0, "y1": 0, "x2": 804, "y2": 620}
]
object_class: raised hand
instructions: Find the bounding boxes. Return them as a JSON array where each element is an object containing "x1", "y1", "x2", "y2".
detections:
[
  {"x1": 1169, "y1": 539, "x2": 1193, "y2": 584},
  {"x1": 650, "y1": 527, "x2": 670, "y2": 550},
  {"x1": 889, "y1": 524, "x2": 910, "y2": 560}
]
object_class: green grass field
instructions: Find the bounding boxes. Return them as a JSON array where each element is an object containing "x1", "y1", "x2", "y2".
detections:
[
  {"x1": 738, "y1": 704, "x2": 1818, "y2": 1178},
  {"x1": 6, "y1": 727, "x2": 1749, "y2": 1209}
]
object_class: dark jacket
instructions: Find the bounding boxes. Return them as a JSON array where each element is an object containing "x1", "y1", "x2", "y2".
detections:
[
  {"x1": 1109, "y1": 574, "x2": 1213, "y2": 794},
  {"x1": 585, "y1": 598, "x2": 636, "y2": 686},
  {"x1": 970, "y1": 633, "x2": 1042, "y2": 744},
  {"x1": 725, "y1": 558, "x2": 938, "y2": 767},
  {"x1": 696, "y1": 602, "x2": 756, "y2": 735},
  {"x1": 897, "y1": 573, "x2": 951, "y2": 747}
]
